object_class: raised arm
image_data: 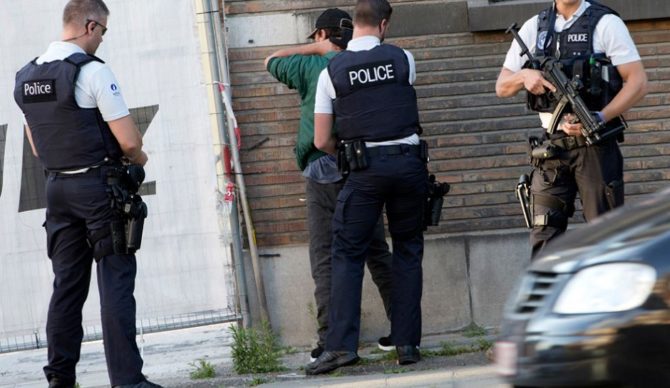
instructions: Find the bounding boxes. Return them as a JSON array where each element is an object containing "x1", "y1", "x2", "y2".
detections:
[{"x1": 264, "y1": 40, "x2": 339, "y2": 68}]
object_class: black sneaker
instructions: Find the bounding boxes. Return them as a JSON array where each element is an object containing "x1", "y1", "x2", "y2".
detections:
[
  {"x1": 305, "y1": 351, "x2": 359, "y2": 375},
  {"x1": 310, "y1": 345, "x2": 324, "y2": 362},
  {"x1": 377, "y1": 335, "x2": 394, "y2": 352}
]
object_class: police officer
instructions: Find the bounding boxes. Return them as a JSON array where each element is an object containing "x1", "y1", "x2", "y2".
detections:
[
  {"x1": 264, "y1": 8, "x2": 395, "y2": 361},
  {"x1": 13, "y1": 1, "x2": 159, "y2": 387},
  {"x1": 496, "y1": 0, "x2": 648, "y2": 257},
  {"x1": 306, "y1": 0, "x2": 427, "y2": 375}
]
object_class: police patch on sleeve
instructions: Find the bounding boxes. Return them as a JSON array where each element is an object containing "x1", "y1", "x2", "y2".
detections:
[
  {"x1": 110, "y1": 83, "x2": 121, "y2": 96},
  {"x1": 22, "y1": 79, "x2": 57, "y2": 103},
  {"x1": 347, "y1": 60, "x2": 396, "y2": 90}
]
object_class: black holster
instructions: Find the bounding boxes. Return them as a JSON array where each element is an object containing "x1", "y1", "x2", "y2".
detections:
[
  {"x1": 106, "y1": 165, "x2": 148, "y2": 255},
  {"x1": 424, "y1": 174, "x2": 450, "y2": 229}
]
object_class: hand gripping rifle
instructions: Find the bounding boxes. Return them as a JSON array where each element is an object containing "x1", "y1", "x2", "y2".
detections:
[{"x1": 506, "y1": 23, "x2": 626, "y2": 145}]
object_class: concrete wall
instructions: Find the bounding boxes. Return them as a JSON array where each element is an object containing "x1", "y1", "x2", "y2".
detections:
[
  {"x1": 252, "y1": 231, "x2": 530, "y2": 347},
  {"x1": 224, "y1": 0, "x2": 670, "y2": 345}
]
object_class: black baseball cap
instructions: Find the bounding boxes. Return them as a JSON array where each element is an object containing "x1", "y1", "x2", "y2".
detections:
[{"x1": 307, "y1": 8, "x2": 353, "y2": 40}]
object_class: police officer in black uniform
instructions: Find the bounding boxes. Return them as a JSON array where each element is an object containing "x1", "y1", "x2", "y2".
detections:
[
  {"x1": 13, "y1": 1, "x2": 159, "y2": 387},
  {"x1": 496, "y1": 0, "x2": 648, "y2": 258},
  {"x1": 306, "y1": 0, "x2": 427, "y2": 375}
]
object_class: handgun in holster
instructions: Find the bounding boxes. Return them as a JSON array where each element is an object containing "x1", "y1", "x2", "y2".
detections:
[
  {"x1": 107, "y1": 164, "x2": 148, "y2": 254},
  {"x1": 424, "y1": 174, "x2": 450, "y2": 229},
  {"x1": 515, "y1": 174, "x2": 532, "y2": 228}
]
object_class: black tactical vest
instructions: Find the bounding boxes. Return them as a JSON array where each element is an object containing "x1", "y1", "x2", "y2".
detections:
[
  {"x1": 529, "y1": 0, "x2": 623, "y2": 113},
  {"x1": 328, "y1": 44, "x2": 420, "y2": 142},
  {"x1": 14, "y1": 53, "x2": 123, "y2": 171}
]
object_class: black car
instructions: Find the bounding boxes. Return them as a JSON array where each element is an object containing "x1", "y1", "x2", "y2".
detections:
[{"x1": 495, "y1": 187, "x2": 670, "y2": 387}]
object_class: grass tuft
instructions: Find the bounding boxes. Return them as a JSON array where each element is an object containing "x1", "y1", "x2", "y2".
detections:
[
  {"x1": 230, "y1": 320, "x2": 284, "y2": 374},
  {"x1": 189, "y1": 358, "x2": 216, "y2": 379},
  {"x1": 462, "y1": 323, "x2": 487, "y2": 338}
]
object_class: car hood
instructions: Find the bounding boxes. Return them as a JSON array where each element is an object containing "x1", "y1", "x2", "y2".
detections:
[{"x1": 530, "y1": 187, "x2": 670, "y2": 274}]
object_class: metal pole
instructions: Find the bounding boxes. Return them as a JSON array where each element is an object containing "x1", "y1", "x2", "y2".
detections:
[
  {"x1": 200, "y1": 0, "x2": 270, "y2": 324},
  {"x1": 196, "y1": 0, "x2": 258, "y2": 327}
]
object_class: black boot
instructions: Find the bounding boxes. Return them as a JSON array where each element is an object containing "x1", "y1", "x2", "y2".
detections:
[
  {"x1": 396, "y1": 345, "x2": 421, "y2": 365},
  {"x1": 47, "y1": 375, "x2": 75, "y2": 388},
  {"x1": 305, "y1": 350, "x2": 359, "y2": 375}
]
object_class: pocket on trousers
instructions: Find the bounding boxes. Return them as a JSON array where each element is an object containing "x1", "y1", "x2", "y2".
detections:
[
  {"x1": 605, "y1": 180, "x2": 624, "y2": 210},
  {"x1": 333, "y1": 186, "x2": 354, "y2": 231},
  {"x1": 43, "y1": 220, "x2": 55, "y2": 259}
]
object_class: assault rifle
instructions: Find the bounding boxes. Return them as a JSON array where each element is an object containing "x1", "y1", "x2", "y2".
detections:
[{"x1": 506, "y1": 23, "x2": 626, "y2": 145}]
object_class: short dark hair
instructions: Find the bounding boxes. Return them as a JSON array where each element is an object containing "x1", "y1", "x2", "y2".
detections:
[
  {"x1": 63, "y1": 0, "x2": 110, "y2": 26},
  {"x1": 354, "y1": 0, "x2": 393, "y2": 27}
]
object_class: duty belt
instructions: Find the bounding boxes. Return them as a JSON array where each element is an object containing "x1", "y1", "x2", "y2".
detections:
[
  {"x1": 366, "y1": 144, "x2": 421, "y2": 157},
  {"x1": 48, "y1": 158, "x2": 116, "y2": 176},
  {"x1": 549, "y1": 135, "x2": 588, "y2": 151}
]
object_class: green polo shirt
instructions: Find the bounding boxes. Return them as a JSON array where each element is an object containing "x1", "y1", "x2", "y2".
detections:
[{"x1": 267, "y1": 51, "x2": 338, "y2": 171}]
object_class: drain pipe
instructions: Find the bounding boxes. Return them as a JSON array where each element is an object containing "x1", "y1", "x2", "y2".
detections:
[
  {"x1": 196, "y1": 0, "x2": 270, "y2": 324},
  {"x1": 195, "y1": 0, "x2": 251, "y2": 327}
]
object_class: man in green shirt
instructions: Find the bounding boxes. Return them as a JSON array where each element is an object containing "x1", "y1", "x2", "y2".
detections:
[{"x1": 265, "y1": 8, "x2": 394, "y2": 361}]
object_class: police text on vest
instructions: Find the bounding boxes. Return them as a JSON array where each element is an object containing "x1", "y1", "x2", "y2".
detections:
[
  {"x1": 22, "y1": 80, "x2": 57, "y2": 103},
  {"x1": 567, "y1": 33, "x2": 588, "y2": 43},
  {"x1": 346, "y1": 61, "x2": 397, "y2": 90},
  {"x1": 24, "y1": 81, "x2": 52, "y2": 95}
]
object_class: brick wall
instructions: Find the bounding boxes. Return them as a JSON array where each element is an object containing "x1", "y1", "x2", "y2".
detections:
[{"x1": 225, "y1": 2, "x2": 670, "y2": 247}]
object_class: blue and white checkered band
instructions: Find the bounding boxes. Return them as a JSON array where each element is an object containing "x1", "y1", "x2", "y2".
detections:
[{"x1": 537, "y1": 31, "x2": 551, "y2": 50}]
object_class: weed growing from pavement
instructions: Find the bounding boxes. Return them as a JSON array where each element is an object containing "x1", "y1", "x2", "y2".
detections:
[
  {"x1": 189, "y1": 359, "x2": 216, "y2": 379},
  {"x1": 384, "y1": 367, "x2": 410, "y2": 374},
  {"x1": 379, "y1": 349, "x2": 398, "y2": 361},
  {"x1": 329, "y1": 370, "x2": 345, "y2": 377},
  {"x1": 250, "y1": 376, "x2": 268, "y2": 386},
  {"x1": 476, "y1": 337, "x2": 493, "y2": 351},
  {"x1": 230, "y1": 320, "x2": 284, "y2": 374},
  {"x1": 421, "y1": 339, "x2": 493, "y2": 358},
  {"x1": 282, "y1": 345, "x2": 299, "y2": 355},
  {"x1": 75, "y1": 384, "x2": 81, "y2": 388},
  {"x1": 462, "y1": 323, "x2": 487, "y2": 338}
]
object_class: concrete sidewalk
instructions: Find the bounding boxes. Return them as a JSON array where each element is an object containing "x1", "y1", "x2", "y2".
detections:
[
  {"x1": 259, "y1": 366, "x2": 503, "y2": 387},
  {"x1": 0, "y1": 323, "x2": 506, "y2": 387},
  {"x1": 0, "y1": 323, "x2": 234, "y2": 387}
]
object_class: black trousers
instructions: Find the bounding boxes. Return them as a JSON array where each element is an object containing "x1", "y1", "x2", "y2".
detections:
[
  {"x1": 326, "y1": 147, "x2": 427, "y2": 352},
  {"x1": 42, "y1": 167, "x2": 144, "y2": 386},
  {"x1": 530, "y1": 139, "x2": 624, "y2": 258},
  {"x1": 306, "y1": 178, "x2": 393, "y2": 348}
]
